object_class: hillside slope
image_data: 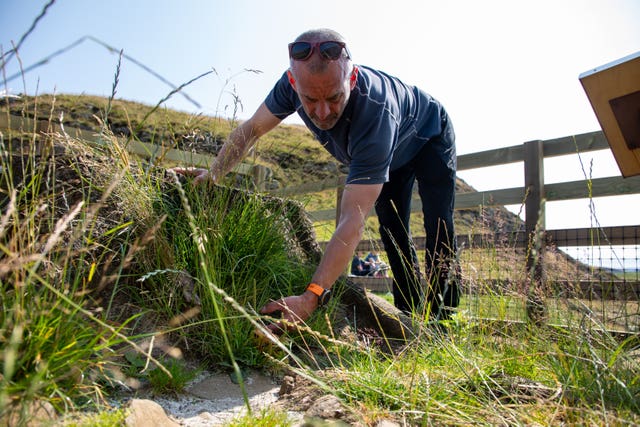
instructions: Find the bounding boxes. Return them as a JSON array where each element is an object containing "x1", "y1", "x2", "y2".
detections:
[{"x1": 2, "y1": 93, "x2": 340, "y2": 187}]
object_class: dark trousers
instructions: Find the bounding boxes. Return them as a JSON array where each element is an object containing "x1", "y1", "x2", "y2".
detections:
[{"x1": 374, "y1": 115, "x2": 460, "y2": 318}]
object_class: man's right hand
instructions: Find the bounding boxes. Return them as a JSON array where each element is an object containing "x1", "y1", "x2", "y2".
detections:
[
  {"x1": 259, "y1": 292, "x2": 318, "y2": 335},
  {"x1": 170, "y1": 167, "x2": 214, "y2": 185}
]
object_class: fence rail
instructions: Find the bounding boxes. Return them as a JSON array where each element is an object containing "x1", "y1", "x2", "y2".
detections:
[
  {"x1": 345, "y1": 276, "x2": 640, "y2": 300},
  {"x1": 339, "y1": 225, "x2": 640, "y2": 253},
  {"x1": 300, "y1": 131, "x2": 640, "y2": 258},
  {"x1": 296, "y1": 131, "x2": 640, "y2": 220}
]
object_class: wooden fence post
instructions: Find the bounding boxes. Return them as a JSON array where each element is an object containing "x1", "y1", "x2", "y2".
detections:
[
  {"x1": 524, "y1": 139, "x2": 547, "y2": 324},
  {"x1": 251, "y1": 165, "x2": 268, "y2": 191},
  {"x1": 335, "y1": 185, "x2": 344, "y2": 228}
]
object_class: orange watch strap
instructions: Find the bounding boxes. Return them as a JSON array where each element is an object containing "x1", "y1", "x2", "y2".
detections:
[{"x1": 306, "y1": 283, "x2": 325, "y2": 297}]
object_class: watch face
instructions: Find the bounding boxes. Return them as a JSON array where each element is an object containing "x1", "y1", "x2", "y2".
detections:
[{"x1": 319, "y1": 289, "x2": 331, "y2": 306}]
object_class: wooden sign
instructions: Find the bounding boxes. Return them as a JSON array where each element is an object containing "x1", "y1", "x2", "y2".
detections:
[{"x1": 580, "y1": 51, "x2": 640, "y2": 177}]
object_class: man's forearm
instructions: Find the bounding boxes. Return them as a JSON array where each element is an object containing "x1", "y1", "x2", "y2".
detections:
[
  {"x1": 210, "y1": 122, "x2": 257, "y2": 179},
  {"x1": 209, "y1": 102, "x2": 281, "y2": 181},
  {"x1": 310, "y1": 215, "x2": 363, "y2": 289},
  {"x1": 310, "y1": 183, "x2": 382, "y2": 290}
]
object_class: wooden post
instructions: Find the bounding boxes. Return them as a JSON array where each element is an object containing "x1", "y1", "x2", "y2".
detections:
[
  {"x1": 524, "y1": 139, "x2": 547, "y2": 324},
  {"x1": 335, "y1": 185, "x2": 344, "y2": 228},
  {"x1": 251, "y1": 165, "x2": 268, "y2": 191},
  {"x1": 35, "y1": 119, "x2": 49, "y2": 157}
]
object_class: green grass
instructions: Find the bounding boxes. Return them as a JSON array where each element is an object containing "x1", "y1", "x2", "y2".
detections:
[
  {"x1": 225, "y1": 406, "x2": 294, "y2": 427},
  {"x1": 306, "y1": 318, "x2": 639, "y2": 425},
  {"x1": 0, "y1": 91, "x2": 174, "y2": 422},
  {"x1": 615, "y1": 270, "x2": 640, "y2": 280},
  {"x1": 147, "y1": 358, "x2": 199, "y2": 395},
  {"x1": 154, "y1": 181, "x2": 317, "y2": 367},
  {"x1": 59, "y1": 408, "x2": 128, "y2": 426}
]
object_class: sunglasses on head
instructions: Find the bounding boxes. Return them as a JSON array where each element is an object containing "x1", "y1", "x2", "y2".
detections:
[{"x1": 288, "y1": 41, "x2": 351, "y2": 61}]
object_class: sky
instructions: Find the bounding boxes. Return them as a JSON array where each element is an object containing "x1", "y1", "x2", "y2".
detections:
[{"x1": 1, "y1": 0, "x2": 639, "y2": 240}]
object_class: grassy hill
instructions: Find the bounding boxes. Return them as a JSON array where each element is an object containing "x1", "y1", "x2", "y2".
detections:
[{"x1": 2, "y1": 93, "x2": 339, "y2": 186}]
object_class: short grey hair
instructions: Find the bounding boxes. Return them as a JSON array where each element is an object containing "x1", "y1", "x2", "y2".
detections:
[{"x1": 293, "y1": 28, "x2": 346, "y2": 44}]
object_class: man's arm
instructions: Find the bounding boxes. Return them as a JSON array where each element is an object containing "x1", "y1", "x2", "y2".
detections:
[
  {"x1": 260, "y1": 182, "x2": 383, "y2": 332},
  {"x1": 209, "y1": 102, "x2": 281, "y2": 181},
  {"x1": 173, "y1": 102, "x2": 281, "y2": 184},
  {"x1": 310, "y1": 183, "x2": 382, "y2": 288}
]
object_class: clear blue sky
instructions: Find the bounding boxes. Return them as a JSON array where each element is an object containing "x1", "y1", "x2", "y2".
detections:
[{"x1": 2, "y1": 0, "x2": 639, "y2": 233}]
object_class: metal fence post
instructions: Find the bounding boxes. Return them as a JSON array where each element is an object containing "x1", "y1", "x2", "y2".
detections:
[{"x1": 524, "y1": 139, "x2": 547, "y2": 324}]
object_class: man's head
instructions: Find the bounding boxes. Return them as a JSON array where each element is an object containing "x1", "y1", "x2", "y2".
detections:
[{"x1": 287, "y1": 29, "x2": 358, "y2": 130}]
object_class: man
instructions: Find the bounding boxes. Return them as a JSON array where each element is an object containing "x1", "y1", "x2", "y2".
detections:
[{"x1": 174, "y1": 28, "x2": 460, "y2": 334}]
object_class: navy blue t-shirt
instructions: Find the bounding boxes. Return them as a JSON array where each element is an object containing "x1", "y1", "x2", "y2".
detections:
[{"x1": 264, "y1": 65, "x2": 448, "y2": 185}]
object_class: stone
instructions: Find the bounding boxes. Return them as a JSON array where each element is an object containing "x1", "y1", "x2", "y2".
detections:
[
  {"x1": 1, "y1": 400, "x2": 56, "y2": 426},
  {"x1": 125, "y1": 399, "x2": 180, "y2": 427},
  {"x1": 279, "y1": 375, "x2": 296, "y2": 395},
  {"x1": 305, "y1": 394, "x2": 346, "y2": 419}
]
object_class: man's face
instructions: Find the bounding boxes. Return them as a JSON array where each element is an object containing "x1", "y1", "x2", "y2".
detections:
[{"x1": 289, "y1": 62, "x2": 355, "y2": 130}]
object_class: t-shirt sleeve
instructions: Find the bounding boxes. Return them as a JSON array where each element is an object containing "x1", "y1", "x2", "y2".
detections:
[{"x1": 264, "y1": 72, "x2": 299, "y2": 120}]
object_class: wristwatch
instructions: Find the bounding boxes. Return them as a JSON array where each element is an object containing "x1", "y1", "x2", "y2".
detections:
[{"x1": 306, "y1": 283, "x2": 331, "y2": 307}]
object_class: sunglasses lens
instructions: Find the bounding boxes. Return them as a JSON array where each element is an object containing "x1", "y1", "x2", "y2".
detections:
[
  {"x1": 319, "y1": 42, "x2": 344, "y2": 60},
  {"x1": 289, "y1": 42, "x2": 312, "y2": 60},
  {"x1": 289, "y1": 41, "x2": 348, "y2": 61}
]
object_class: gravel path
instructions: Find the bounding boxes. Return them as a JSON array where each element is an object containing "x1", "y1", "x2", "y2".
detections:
[{"x1": 148, "y1": 369, "x2": 303, "y2": 426}]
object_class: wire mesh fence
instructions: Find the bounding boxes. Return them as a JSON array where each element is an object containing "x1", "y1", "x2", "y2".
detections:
[{"x1": 458, "y1": 226, "x2": 640, "y2": 333}]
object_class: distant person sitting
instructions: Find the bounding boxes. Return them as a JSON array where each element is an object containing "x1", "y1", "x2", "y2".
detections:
[
  {"x1": 365, "y1": 251, "x2": 389, "y2": 277},
  {"x1": 350, "y1": 252, "x2": 371, "y2": 276},
  {"x1": 365, "y1": 251, "x2": 380, "y2": 265}
]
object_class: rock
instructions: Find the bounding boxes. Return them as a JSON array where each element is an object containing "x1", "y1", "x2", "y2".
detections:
[
  {"x1": 125, "y1": 399, "x2": 180, "y2": 427},
  {"x1": 305, "y1": 394, "x2": 346, "y2": 419},
  {"x1": 1, "y1": 400, "x2": 56, "y2": 426},
  {"x1": 279, "y1": 374, "x2": 296, "y2": 395},
  {"x1": 186, "y1": 369, "x2": 278, "y2": 401}
]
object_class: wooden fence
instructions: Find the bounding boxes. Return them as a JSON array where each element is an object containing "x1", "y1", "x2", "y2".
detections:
[
  {"x1": 281, "y1": 131, "x2": 640, "y2": 225},
  {"x1": 270, "y1": 130, "x2": 640, "y2": 249}
]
